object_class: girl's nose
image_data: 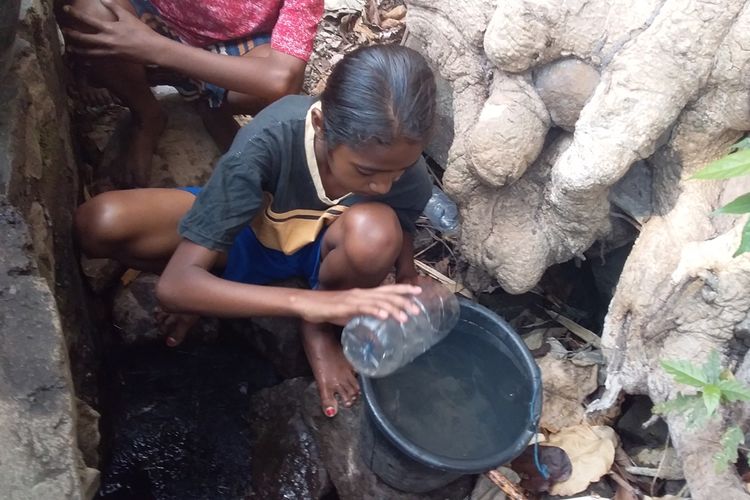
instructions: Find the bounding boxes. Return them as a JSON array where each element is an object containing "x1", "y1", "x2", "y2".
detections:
[{"x1": 368, "y1": 180, "x2": 392, "y2": 194}]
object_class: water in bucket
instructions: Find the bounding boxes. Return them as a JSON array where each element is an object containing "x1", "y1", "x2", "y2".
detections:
[
  {"x1": 370, "y1": 324, "x2": 531, "y2": 460},
  {"x1": 360, "y1": 299, "x2": 541, "y2": 493}
]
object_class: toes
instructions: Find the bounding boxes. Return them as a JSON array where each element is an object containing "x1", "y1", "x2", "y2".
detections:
[
  {"x1": 340, "y1": 378, "x2": 360, "y2": 407},
  {"x1": 318, "y1": 384, "x2": 338, "y2": 418},
  {"x1": 165, "y1": 320, "x2": 190, "y2": 347}
]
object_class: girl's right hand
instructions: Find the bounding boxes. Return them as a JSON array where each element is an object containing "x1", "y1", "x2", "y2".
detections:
[{"x1": 296, "y1": 284, "x2": 423, "y2": 326}]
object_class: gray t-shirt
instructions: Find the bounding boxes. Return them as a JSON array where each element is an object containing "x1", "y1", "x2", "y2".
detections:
[{"x1": 179, "y1": 95, "x2": 432, "y2": 255}]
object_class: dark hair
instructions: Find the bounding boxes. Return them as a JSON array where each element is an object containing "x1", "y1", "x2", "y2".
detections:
[{"x1": 320, "y1": 44, "x2": 437, "y2": 150}]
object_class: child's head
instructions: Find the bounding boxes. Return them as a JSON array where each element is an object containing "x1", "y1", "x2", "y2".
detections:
[
  {"x1": 320, "y1": 44, "x2": 437, "y2": 150},
  {"x1": 314, "y1": 45, "x2": 437, "y2": 196}
]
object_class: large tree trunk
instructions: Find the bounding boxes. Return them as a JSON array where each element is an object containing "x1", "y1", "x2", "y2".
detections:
[{"x1": 405, "y1": 0, "x2": 750, "y2": 496}]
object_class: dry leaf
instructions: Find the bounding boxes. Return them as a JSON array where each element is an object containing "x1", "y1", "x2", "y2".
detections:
[
  {"x1": 364, "y1": 0, "x2": 380, "y2": 26},
  {"x1": 379, "y1": 18, "x2": 403, "y2": 30},
  {"x1": 485, "y1": 469, "x2": 528, "y2": 500},
  {"x1": 382, "y1": 5, "x2": 406, "y2": 20},
  {"x1": 352, "y1": 16, "x2": 378, "y2": 43},
  {"x1": 537, "y1": 354, "x2": 598, "y2": 432},
  {"x1": 547, "y1": 425, "x2": 618, "y2": 496},
  {"x1": 324, "y1": 0, "x2": 365, "y2": 14},
  {"x1": 120, "y1": 268, "x2": 141, "y2": 287}
]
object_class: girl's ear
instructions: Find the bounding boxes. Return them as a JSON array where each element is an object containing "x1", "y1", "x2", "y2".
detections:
[{"x1": 311, "y1": 108, "x2": 325, "y2": 136}]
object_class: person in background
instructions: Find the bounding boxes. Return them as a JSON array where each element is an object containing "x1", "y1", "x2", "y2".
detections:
[
  {"x1": 74, "y1": 45, "x2": 437, "y2": 417},
  {"x1": 58, "y1": 0, "x2": 324, "y2": 187}
]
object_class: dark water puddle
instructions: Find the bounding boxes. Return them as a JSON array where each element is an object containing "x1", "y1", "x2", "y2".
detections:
[{"x1": 97, "y1": 333, "x2": 281, "y2": 500}]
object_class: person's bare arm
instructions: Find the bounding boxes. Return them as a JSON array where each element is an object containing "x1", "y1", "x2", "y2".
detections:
[
  {"x1": 156, "y1": 240, "x2": 422, "y2": 325},
  {"x1": 62, "y1": 0, "x2": 306, "y2": 100}
]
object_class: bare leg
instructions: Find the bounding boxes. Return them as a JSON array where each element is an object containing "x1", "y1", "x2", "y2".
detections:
[
  {"x1": 303, "y1": 203, "x2": 404, "y2": 417},
  {"x1": 75, "y1": 188, "x2": 209, "y2": 345},
  {"x1": 61, "y1": 0, "x2": 166, "y2": 187}
]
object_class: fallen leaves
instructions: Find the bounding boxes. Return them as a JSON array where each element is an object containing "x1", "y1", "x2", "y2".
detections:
[
  {"x1": 304, "y1": 0, "x2": 407, "y2": 95},
  {"x1": 537, "y1": 351, "x2": 599, "y2": 432},
  {"x1": 546, "y1": 425, "x2": 618, "y2": 496}
]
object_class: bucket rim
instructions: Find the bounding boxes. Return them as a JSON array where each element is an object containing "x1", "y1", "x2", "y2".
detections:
[{"x1": 360, "y1": 297, "x2": 542, "y2": 473}]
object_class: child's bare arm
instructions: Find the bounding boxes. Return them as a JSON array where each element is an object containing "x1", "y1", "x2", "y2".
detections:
[
  {"x1": 63, "y1": 0, "x2": 306, "y2": 100},
  {"x1": 156, "y1": 239, "x2": 421, "y2": 324}
]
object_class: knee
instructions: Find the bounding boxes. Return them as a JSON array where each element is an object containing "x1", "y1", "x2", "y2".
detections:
[
  {"x1": 74, "y1": 192, "x2": 129, "y2": 257},
  {"x1": 340, "y1": 203, "x2": 403, "y2": 273},
  {"x1": 59, "y1": 0, "x2": 119, "y2": 29}
]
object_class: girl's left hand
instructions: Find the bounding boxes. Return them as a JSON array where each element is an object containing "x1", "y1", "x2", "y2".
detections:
[
  {"x1": 62, "y1": 0, "x2": 164, "y2": 64},
  {"x1": 295, "y1": 284, "x2": 423, "y2": 326}
]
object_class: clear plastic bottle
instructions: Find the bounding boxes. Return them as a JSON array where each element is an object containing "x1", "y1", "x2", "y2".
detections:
[
  {"x1": 342, "y1": 281, "x2": 461, "y2": 377},
  {"x1": 423, "y1": 186, "x2": 460, "y2": 235}
]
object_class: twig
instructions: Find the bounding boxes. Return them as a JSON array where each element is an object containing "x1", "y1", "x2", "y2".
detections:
[
  {"x1": 651, "y1": 435, "x2": 670, "y2": 495},
  {"x1": 609, "y1": 469, "x2": 641, "y2": 497},
  {"x1": 544, "y1": 309, "x2": 601, "y2": 347},
  {"x1": 485, "y1": 469, "x2": 527, "y2": 500},
  {"x1": 414, "y1": 259, "x2": 473, "y2": 298},
  {"x1": 413, "y1": 239, "x2": 438, "y2": 259}
]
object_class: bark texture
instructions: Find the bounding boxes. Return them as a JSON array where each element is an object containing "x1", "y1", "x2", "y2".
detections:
[{"x1": 405, "y1": 0, "x2": 750, "y2": 496}]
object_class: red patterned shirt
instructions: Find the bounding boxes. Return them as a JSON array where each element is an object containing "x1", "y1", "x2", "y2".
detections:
[{"x1": 148, "y1": 0, "x2": 323, "y2": 61}]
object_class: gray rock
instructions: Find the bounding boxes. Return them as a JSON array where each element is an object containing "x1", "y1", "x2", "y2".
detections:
[
  {"x1": 630, "y1": 446, "x2": 684, "y2": 480},
  {"x1": 0, "y1": 201, "x2": 93, "y2": 500},
  {"x1": 609, "y1": 160, "x2": 654, "y2": 224},
  {"x1": 301, "y1": 383, "x2": 475, "y2": 499},
  {"x1": 75, "y1": 398, "x2": 101, "y2": 468},
  {"x1": 248, "y1": 377, "x2": 333, "y2": 499},
  {"x1": 403, "y1": 35, "x2": 454, "y2": 167},
  {"x1": 80, "y1": 256, "x2": 126, "y2": 294},
  {"x1": 227, "y1": 315, "x2": 311, "y2": 379},
  {"x1": 226, "y1": 278, "x2": 312, "y2": 379},
  {"x1": 533, "y1": 58, "x2": 600, "y2": 131},
  {"x1": 112, "y1": 272, "x2": 218, "y2": 345}
]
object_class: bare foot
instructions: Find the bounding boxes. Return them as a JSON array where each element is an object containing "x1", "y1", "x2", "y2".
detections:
[
  {"x1": 154, "y1": 307, "x2": 199, "y2": 347},
  {"x1": 301, "y1": 321, "x2": 360, "y2": 417},
  {"x1": 128, "y1": 108, "x2": 167, "y2": 187}
]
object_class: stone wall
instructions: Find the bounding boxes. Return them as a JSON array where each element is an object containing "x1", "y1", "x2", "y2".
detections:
[{"x1": 0, "y1": 0, "x2": 100, "y2": 497}]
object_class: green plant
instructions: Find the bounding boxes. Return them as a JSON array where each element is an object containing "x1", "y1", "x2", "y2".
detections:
[
  {"x1": 693, "y1": 137, "x2": 750, "y2": 257},
  {"x1": 653, "y1": 351, "x2": 750, "y2": 472}
]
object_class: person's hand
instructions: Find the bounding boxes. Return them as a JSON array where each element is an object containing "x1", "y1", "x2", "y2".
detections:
[
  {"x1": 62, "y1": 0, "x2": 164, "y2": 64},
  {"x1": 295, "y1": 284, "x2": 423, "y2": 326}
]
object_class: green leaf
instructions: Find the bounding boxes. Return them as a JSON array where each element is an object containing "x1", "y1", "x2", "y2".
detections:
[
  {"x1": 693, "y1": 149, "x2": 750, "y2": 180},
  {"x1": 703, "y1": 385, "x2": 721, "y2": 416},
  {"x1": 714, "y1": 426, "x2": 745, "y2": 473},
  {"x1": 653, "y1": 394, "x2": 698, "y2": 415},
  {"x1": 716, "y1": 193, "x2": 750, "y2": 215},
  {"x1": 731, "y1": 137, "x2": 750, "y2": 152},
  {"x1": 703, "y1": 351, "x2": 722, "y2": 383},
  {"x1": 661, "y1": 359, "x2": 709, "y2": 387},
  {"x1": 718, "y1": 379, "x2": 750, "y2": 402},
  {"x1": 734, "y1": 219, "x2": 750, "y2": 257}
]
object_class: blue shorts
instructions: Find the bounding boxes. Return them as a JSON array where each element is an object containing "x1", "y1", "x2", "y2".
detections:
[
  {"x1": 181, "y1": 187, "x2": 325, "y2": 289},
  {"x1": 129, "y1": 0, "x2": 271, "y2": 108}
]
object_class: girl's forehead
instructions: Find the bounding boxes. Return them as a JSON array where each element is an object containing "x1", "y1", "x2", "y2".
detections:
[{"x1": 337, "y1": 139, "x2": 424, "y2": 170}]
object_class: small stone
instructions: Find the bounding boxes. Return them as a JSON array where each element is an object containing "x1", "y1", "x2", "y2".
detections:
[{"x1": 631, "y1": 446, "x2": 684, "y2": 480}]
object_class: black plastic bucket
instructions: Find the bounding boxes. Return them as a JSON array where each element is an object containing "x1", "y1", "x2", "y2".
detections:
[{"x1": 360, "y1": 298, "x2": 542, "y2": 493}]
